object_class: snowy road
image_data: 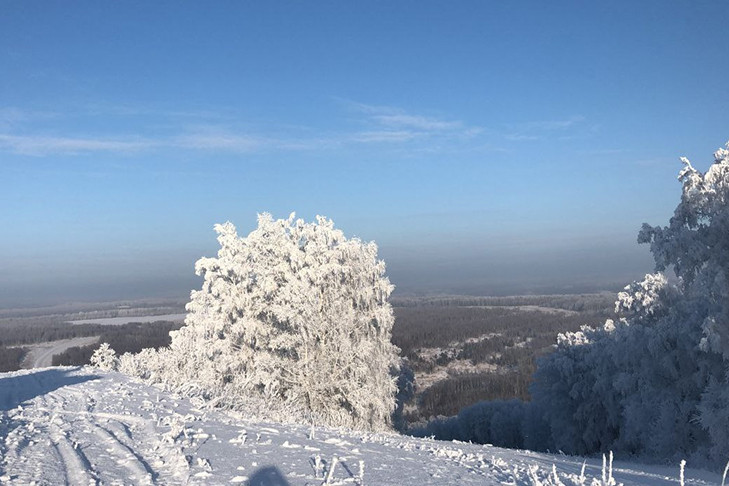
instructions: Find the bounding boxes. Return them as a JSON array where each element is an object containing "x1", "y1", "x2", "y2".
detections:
[
  {"x1": 0, "y1": 367, "x2": 722, "y2": 485},
  {"x1": 21, "y1": 336, "x2": 100, "y2": 368}
]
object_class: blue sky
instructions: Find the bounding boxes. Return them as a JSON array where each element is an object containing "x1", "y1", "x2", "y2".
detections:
[{"x1": 1, "y1": 1, "x2": 728, "y2": 306}]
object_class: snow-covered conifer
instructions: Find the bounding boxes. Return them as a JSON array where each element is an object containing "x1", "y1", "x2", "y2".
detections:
[
  {"x1": 90, "y1": 342, "x2": 118, "y2": 371},
  {"x1": 423, "y1": 142, "x2": 729, "y2": 468},
  {"x1": 639, "y1": 143, "x2": 729, "y2": 357},
  {"x1": 531, "y1": 142, "x2": 729, "y2": 465}
]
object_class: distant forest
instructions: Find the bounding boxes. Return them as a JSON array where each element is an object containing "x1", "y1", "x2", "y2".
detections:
[
  {"x1": 391, "y1": 292, "x2": 615, "y2": 313},
  {"x1": 0, "y1": 319, "x2": 107, "y2": 372},
  {"x1": 1, "y1": 293, "x2": 614, "y2": 425},
  {"x1": 391, "y1": 295, "x2": 612, "y2": 422},
  {"x1": 0, "y1": 347, "x2": 26, "y2": 372},
  {"x1": 52, "y1": 321, "x2": 183, "y2": 366},
  {"x1": 0, "y1": 320, "x2": 182, "y2": 372}
]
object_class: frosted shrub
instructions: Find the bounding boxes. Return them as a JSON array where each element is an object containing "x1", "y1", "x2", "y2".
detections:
[
  {"x1": 123, "y1": 213, "x2": 400, "y2": 431},
  {"x1": 90, "y1": 342, "x2": 118, "y2": 371},
  {"x1": 118, "y1": 348, "x2": 164, "y2": 381}
]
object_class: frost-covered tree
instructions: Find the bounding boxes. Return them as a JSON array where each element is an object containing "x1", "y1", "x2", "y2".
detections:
[
  {"x1": 639, "y1": 143, "x2": 729, "y2": 463},
  {"x1": 532, "y1": 143, "x2": 729, "y2": 465},
  {"x1": 420, "y1": 142, "x2": 729, "y2": 469},
  {"x1": 122, "y1": 213, "x2": 400, "y2": 431},
  {"x1": 639, "y1": 144, "x2": 729, "y2": 357},
  {"x1": 90, "y1": 342, "x2": 118, "y2": 371}
]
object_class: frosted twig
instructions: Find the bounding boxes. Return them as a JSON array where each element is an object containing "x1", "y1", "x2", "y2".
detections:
[
  {"x1": 679, "y1": 459, "x2": 686, "y2": 486},
  {"x1": 323, "y1": 455, "x2": 338, "y2": 485},
  {"x1": 608, "y1": 451, "x2": 614, "y2": 485},
  {"x1": 311, "y1": 454, "x2": 324, "y2": 479},
  {"x1": 551, "y1": 464, "x2": 565, "y2": 486}
]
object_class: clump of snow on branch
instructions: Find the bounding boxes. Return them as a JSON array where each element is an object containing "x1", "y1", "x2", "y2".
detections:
[
  {"x1": 614, "y1": 273, "x2": 671, "y2": 318},
  {"x1": 118, "y1": 212, "x2": 400, "y2": 431}
]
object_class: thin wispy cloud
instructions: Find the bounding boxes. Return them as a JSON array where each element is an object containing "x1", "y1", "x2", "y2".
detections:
[
  {"x1": 337, "y1": 99, "x2": 400, "y2": 116},
  {"x1": 517, "y1": 115, "x2": 585, "y2": 131},
  {"x1": 174, "y1": 124, "x2": 338, "y2": 152},
  {"x1": 0, "y1": 134, "x2": 156, "y2": 156},
  {"x1": 0, "y1": 107, "x2": 59, "y2": 132},
  {"x1": 2, "y1": 101, "x2": 590, "y2": 157},
  {"x1": 504, "y1": 133, "x2": 543, "y2": 142},
  {"x1": 342, "y1": 100, "x2": 481, "y2": 146},
  {"x1": 372, "y1": 114, "x2": 462, "y2": 131},
  {"x1": 350, "y1": 130, "x2": 420, "y2": 143},
  {"x1": 0, "y1": 128, "x2": 334, "y2": 156},
  {"x1": 81, "y1": 103, "x2": 237, "y2": 122},
  {"x1": 0, "y1": 131, "x2": 284, "y2": 156},
  {"x1": 503, "y1": 115, "x2": 587, "y2": 142},
  {"x1": 174, "y1": 132, "x2": 266, "y2": 152},
  {"x1": 577, "y1": 148, "x2": 626, "y2": 156}
]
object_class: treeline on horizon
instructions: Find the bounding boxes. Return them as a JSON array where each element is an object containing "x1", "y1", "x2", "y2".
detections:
[
  {"x1": 0, "y1": 320, "x2": 106, "y2": 347},
  {"x1": 0, "y1": 300, "x2": 185, "y2": 319},
  {"x1": 391, "y1": 292, "x2": 615, "y2": 313}
]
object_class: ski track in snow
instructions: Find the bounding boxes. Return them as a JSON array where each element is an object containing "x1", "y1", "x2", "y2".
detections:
[{"x1": 0, "y1": 367, "x2": 722, "y2": 485}]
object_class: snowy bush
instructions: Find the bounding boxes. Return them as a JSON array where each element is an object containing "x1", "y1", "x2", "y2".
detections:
[
  {"x1": 90, "y1": 342, "x2": 118, "y2": 371},
  {"x1": 122, "y1": 213, "x2": 400, "y2": 431}
]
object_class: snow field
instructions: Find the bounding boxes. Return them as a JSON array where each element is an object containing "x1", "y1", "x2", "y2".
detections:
[
  {"x1": 68, "y1": 314, "x2": 187, "y2": 326},
  {"x1": 0, "y1": 367, "x2": 721, "y2": 485}
]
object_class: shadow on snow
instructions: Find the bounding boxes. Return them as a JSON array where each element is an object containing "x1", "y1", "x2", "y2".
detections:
[
  {"x1": 247, "y1": 466, "x2": 291, "y2": 486},
  {"x1": 0, "y1": 367, "x2": 100, "y2": 411}
]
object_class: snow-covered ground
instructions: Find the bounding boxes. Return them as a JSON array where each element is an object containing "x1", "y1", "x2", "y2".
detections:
[
  {"x1": 0, "y1": 367, "x2": 721, "y2": 485},
  {"x1": 68, "y1": 314, "x2": 187, "y2": 326}
]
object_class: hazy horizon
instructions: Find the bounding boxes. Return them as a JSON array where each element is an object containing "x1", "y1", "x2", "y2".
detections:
[
  {"x1": 0, "y1": 229, "x2": 655, "y2": 308},
  {"x1": 2, "y1": 2, "x2": 726, "y2": 308}
]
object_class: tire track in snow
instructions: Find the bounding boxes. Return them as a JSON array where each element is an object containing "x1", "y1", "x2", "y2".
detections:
[
  {"x1": 49, "y1": 422, "x2": 98, "y2": 486},
  {"x1": 43, "y1": 385, "x2": 189, "y2": 484},
  {"x1": 30, "y1": 404, "x2": 190, "y2": 484},
  {"x1": 30, "y1": 377, "x2": 160, "y2": 485},
  {"x1": 88, "y1": 422, "x2": 156, "y2": 485}
]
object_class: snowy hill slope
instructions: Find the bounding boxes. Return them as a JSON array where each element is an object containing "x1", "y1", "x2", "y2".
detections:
[{"x1": 0, "y1": 367, "x2": 721, "y2": 485}]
